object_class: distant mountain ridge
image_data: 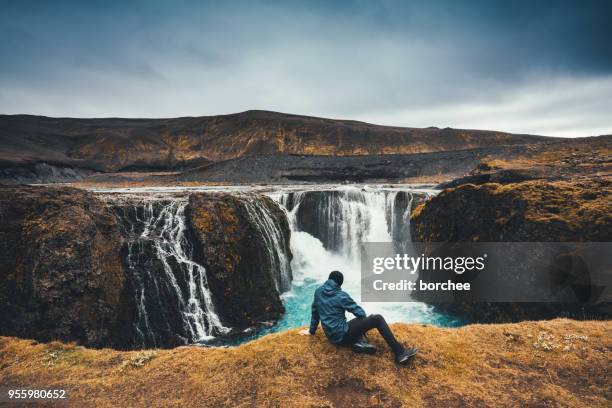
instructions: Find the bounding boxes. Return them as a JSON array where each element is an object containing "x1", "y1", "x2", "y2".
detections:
[{"x1": 0, "y1": 110, "x2": 558, "y2": 173}]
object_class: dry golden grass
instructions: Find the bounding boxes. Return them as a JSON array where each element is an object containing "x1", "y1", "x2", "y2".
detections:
[
  {"x1": 73, "y1": 177, "x2": 232, "y2": 189},
  {"x1": 1, "y1": 319, "x2": 610, "y2": 407},
  {"x1": 411, "y1": 178, "x2": 611, "y2": 242},
  {"x1": 491, "y1": 179, "x2": 612, "y2": 236},
  {"x1": 478, "y1": 138, "x2": 612, "y2": 181}
]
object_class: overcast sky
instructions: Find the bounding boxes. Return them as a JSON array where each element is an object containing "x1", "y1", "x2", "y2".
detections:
[{"x1": 1, "y1": 0, "x2": 611, "y2": 137}]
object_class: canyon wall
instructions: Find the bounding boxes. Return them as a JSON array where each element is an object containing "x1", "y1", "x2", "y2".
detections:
[
  {"x1": 410, "y1": 179, "x2": 612, "y2": 321},
  {"x1": 0, "y1": 186, "x2": 130, "y2": 347},
  {"x1": 412, "y1": 179, "x2": 611, "y2": 242},
  {"x1": 0, "y1": 186, "x2": 292, "y2": 348},
  {"x1": 188, "y1": 193, "x2": 292, "y2": 329}
]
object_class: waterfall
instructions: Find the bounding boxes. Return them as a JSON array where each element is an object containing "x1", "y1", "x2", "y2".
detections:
[
  {"x1": 278, "y1": 187, "x2": 415, "y2": 259},
  {"x1": 108, "y1": 197, "x2": 229, "y2": 348},
  {"x1": 240, "y1": 196, "x2": 293, "y2": 293},
  {"x1": 273, "y1": 186, "x2": 439, "y2": 324},
  {"x1": 92, "y1": 185, "x2": 449, "y2": 348}
]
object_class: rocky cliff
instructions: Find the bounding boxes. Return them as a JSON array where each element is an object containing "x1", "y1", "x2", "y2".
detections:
[
  {"x1": 0, "y1": 186, "x2": 293, "y2": 348},
  {"x1": 410, "y1": 179, "x2": 612, "y2": 321},
  {"x1": 0, "y1": 186, "x2": 130, "y2": 347},
  {"x1": 188, "y1": 193, "x2": 292, "y2": 329},
  {"x1": 412, "y1": 179, "x2": 611, "y2": 242}
]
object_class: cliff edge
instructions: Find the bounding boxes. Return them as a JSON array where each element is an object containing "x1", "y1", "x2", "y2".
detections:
[{"x1": 0, "y1": 319, "x2": 609, "y2": 407}]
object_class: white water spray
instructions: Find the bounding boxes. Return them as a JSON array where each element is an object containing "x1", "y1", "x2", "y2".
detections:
[
  {"x1": 109, "y1": 197, "x2": 228, "y2": 347},
  {"x1": 275, "y1": 186, "x2": 439, "y2": 323}
]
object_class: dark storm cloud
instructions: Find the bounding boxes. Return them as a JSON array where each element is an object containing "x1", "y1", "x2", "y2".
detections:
[{"x1": 0, "y1": 0, "x2": 610, "y2": 136}]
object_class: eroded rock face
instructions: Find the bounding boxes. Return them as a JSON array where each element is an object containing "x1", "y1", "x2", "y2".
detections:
[
  {"x1": 410, "y1": 179, "x2": 612, "y2": 322},
  {"x1": 411, "y1": 179, "x2": 611, "y2": 242},
  {"x1": 0, "y1": 186, "x2": 294, "y2": 348},
  {"x1": 0, "y1": 186, "x2": 130, "y2": 347},
  {"x1": 187, "y1": 193, "x2": 292, "y2": 328}
]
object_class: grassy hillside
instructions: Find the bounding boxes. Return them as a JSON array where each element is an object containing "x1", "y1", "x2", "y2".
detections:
[{"x1": 1, "y1": 319, "x2": 610, "y2": 407}]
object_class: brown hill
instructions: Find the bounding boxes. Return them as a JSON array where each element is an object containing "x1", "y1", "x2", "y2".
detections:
[
  {"x1": 0, "y1": 319, "x2": 610, "y2": 407},
  {"x1": 0, "y1": 110, "x2": 556, "y2": 173}
]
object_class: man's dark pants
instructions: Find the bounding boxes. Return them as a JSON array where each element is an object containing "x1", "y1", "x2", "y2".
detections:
[{"x1": 339, "y1": 314, "x2": 403, "y2": 355}]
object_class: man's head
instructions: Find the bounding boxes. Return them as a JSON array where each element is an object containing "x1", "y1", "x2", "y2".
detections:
[{"x1": 329, "y1": 270, "x2": 344, "y2": 287}]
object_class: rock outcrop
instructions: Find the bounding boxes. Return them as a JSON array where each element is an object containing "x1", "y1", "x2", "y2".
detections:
[
  {"x1": 436, "y1": 134, "x2": 612, "y2": 189},
  {"x1": 0, "y1": 186, "x2": 130, "y2": 347},
  {"x1": 0, "y1": 187, "x2": 295, "y2": 348},
  {"x1": 412, "y1": 179, "x2": 611, "y2": 242},
  {"x1": 187, "y1": 193, "x2": 292, "y2": 329},
  {"x1": 410, "y1": 179, "x2": 612, "y2": 322}
]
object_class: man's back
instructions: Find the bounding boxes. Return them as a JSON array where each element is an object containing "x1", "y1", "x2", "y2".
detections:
[{"x1": 309, "y1": 279, "x2": 365, "y2": 343}]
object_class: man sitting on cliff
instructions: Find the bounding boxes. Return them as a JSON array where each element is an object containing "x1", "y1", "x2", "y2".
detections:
[{"x1": 299, "y1": 271, "x2": 418, "y2": 365}]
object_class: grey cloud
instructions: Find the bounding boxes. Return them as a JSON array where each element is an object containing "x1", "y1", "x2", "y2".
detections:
[{"x1": 0, "y1": 0, "x2": 610, "y2": 136}]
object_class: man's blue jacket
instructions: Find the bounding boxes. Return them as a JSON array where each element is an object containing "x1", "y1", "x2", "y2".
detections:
[{"x1": 309, "y1": 279, "x2": 366, "y2": 343}]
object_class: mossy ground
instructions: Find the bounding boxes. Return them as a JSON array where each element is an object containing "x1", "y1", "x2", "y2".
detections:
[
  {"x1": 492, "y1": 179, "x2": 611, "y2": 234},
  {"x1": 411, "y1": 178, "x2": 611, "y2": 242},
  {"x1": 478, "y1": 136, "x2": 612, "y2": 181},
  {"x1": 1, "y1": 319, "x2": 610, "y2": 407}
]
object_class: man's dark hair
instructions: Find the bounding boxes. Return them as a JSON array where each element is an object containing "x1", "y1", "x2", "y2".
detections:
[{"x1": 329, "y1": 270, "x2": 344, "y2": 286}]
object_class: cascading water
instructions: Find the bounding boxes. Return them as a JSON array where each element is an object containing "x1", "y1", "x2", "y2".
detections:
[
  {"x1": 240, "y1": 195, "x2": 292, "y2": 293},
  {"x1": 93, "y1": 185, "x2": 462, "y2": 347},
  {"x1": 269, "y1": 186, "x2": 462, "y2": 330},
  {"x1": 276, "y1": 187, "x2": 411, "y2": 284},
  {"x1": 278, "y1": 188, "x2": 414, "y2": 257},
  {"x1": 108, "y1": 196, "x2": 229, "y2": 348}
]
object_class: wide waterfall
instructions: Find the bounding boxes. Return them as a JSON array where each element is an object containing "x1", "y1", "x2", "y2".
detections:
[
  {"x1": 108, "y1": 196, "x2": 229, "y2": 348},
  {"x1": 273, "y1": 187, "x2": 417, "y2": 290},
  {"x1": 278, "y1": 188, "x2": 415, "y2": 257},
  {"x1": 259, "y1": 185, "x2": 462, "y2": 340},
  {"x1": 93, "y1": 185, "x2": 461, "y2": 347}
]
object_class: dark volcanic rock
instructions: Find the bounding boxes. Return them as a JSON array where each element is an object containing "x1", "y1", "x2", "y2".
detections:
[
  {"x1": 0, "y1": 186, "x2": 130, "y2": 347},
  {"x1": 0, "y1": 163, "x2": 94, "y2": 185},
  {"x1": 187, "y1": 193, "x2": 292, "y2": 328},
  {"x1": 410, "y1": 179, "x2": 612, "y2": 322},
  {"x1": 435, "y1": 169, "x2": 538, "y2": 189},
  {"x1": 178, "y1": 146, "x2": 532, "y2": 184},
  {"x1": 412, "y1": 179, "x2": 611, "y2": 242}
]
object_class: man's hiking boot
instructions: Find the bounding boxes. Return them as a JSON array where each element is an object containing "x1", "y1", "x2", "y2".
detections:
[
  {"x1": 351, "y1": 336, "x2": 377, "y2": 355},
  {"x1": 395, "y1": 347, "x2": 418, "y2": 365}
]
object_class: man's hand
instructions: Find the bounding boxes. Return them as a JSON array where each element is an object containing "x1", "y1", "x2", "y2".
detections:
[{"x1": 298, "y1": 329, "x2": 311, "y2": 336}]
